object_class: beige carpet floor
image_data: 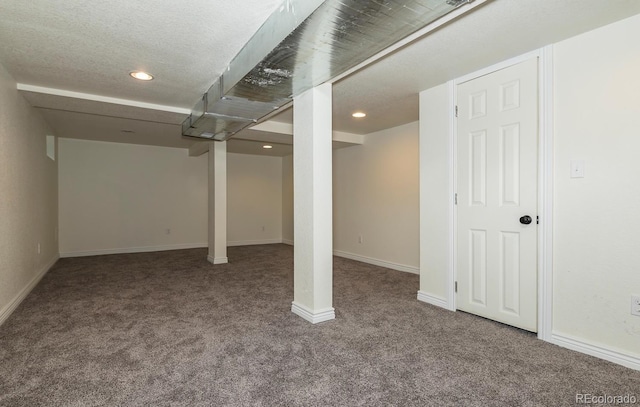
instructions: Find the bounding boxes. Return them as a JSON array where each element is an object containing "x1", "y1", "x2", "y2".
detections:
[{"x1": 0, "y1": 244, "x2": 638, "y2": 406}]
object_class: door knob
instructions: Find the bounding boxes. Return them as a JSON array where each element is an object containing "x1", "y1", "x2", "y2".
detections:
[{"x1": 519, "y1": 215, "x2": 532, "y2": 225}]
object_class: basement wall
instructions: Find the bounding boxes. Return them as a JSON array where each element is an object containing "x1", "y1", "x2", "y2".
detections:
[
  {"x1": 281, "y1": 122, "x2": 420, "y2": 273},
  {"x1": 333, "y1": 122, "x2": 419, "y2": 273},
  {"x1": 0, "y1": 62, "x2": 59, "y2": 325},
  {"x1": 419, "y1": 14, "x2": 640, "y2": 365},
  {"x1": 58, "y1": 140, "x2": 285, "y2": 256},
  {"x1": 58, "y1": 138, "x2": 208, "y2": 256},
  {"x1": 227, "y1": 152, "x2": 283, "y2": 246},
  {"x1": 418, "y1": 82, "x2": 451, "y2": 302},
  {"x1": 551, "y1": 13, "x2": 640, "y2": 361}
]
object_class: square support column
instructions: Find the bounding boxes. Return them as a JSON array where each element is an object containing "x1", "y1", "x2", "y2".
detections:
[
  {"x1": 208, "y1": 141, "x2": 228, "y2": 265},
  {"x1": 291, "y1": 83, "x2": 335, "y2": 324}
]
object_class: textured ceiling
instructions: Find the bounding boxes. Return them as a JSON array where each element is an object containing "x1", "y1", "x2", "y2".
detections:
[
  {"x1": 259, "y1": 0, "x2": 640, "y2": 134},
  {"x1": 329, "y1": 0, "x2": 640, "y2": 134},
  {"x1": 0, "y1": 0, "x2": 283, "y2": 107},
  {"x1": 1, "y1": 0, "x2": 640, "y2": 152}
]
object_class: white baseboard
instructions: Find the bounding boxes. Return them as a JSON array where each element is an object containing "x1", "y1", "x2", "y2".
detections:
[
  {"x1": 60, "y1": 243, "x2": 207, "y2": 258},
  {"x1": 207, "y1": 255, "x2": 228, "y2": 265},
  {"x1": 549, "y1": 332, "x2": 640, "y2": 371},
  {"x1": 227, "y1": 239, "x2": 283, "y2": 247},
  {"x1": 333, "y1": 250, "x2": 419, "y2": 274},
  {"x1": 282, "y1": 239, "x2": 294, "y2": 246},
  {"x1": 291, "y1": 302, "x2": 335, "y2": 324},
  {"x1": 417, "y1": 290, "x2": 451, "y2": 310},
  {"x1": 0, "y1": 254, "x2": 59, "y2": 327}
]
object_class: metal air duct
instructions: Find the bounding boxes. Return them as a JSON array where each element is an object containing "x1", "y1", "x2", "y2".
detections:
[{"x1": 182, "y1": 0, "x2": 474, "y2": 141}]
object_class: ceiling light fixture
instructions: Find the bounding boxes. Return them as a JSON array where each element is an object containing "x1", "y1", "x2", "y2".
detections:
[
  {"x1": 129, "y1": 71, "x2": 154, "y2": 81},
  {"x1": 263, "y1": 145, "x2": 273, "y2": 149},
  {"x1": 352, "y1": 112, "x2": 366, "y2": 118}
]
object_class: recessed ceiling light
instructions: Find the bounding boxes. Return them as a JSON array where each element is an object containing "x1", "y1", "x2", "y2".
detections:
[
  {"x1": 263, "y1": 145, "x2": 273, "y2": 149},
  {"x1": 129, "y1": 71, "x2": 154, "y2": 81},
  {"x1": 352, "y1": 111, "x2": 366, "y2": 118}
]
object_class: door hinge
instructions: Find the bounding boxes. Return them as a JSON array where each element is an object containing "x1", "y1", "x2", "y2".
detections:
[
  {"x1": 536, "y1": 215, "x2": 539, "y2": 225},
  {"x1": 454, "y1": 193, "x2": 458, "y2": 205},
  {"x1": 455, "y1": 281, "x2": 458, "y2": 293},
  {"x1": 455, "y1": 105, "x2": 458, "y2": 118}
]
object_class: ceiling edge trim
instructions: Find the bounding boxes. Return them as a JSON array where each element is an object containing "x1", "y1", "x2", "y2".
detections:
[{"x1": 16, "y1": 84, "x2": 191, "y2": 114}]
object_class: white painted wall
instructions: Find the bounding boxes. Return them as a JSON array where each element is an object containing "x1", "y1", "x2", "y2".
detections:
[
  {"x1": 59, "y1": 142, "x2": 286, "y2": 255},
  {"x1": 227, "y1": 152, "x2": 283, "y2": 246},
  {"x1": 419, "y1": 14, "x2": 640, "y2": 364},
  {"x1": 0, "y1": 62, "x2": 59, "y2": 324},
  {"x1": 282, "y1": 154, "x2": 294, "y2": 244},
  {"x1": 418, "y1": 83, "x2": 452, "y2": 304},
  {"x1": 552, "y1": 14, "x2": 640, "y2": 359},
  {"x1": 333, "y1": 122, "x2": 420, "y2": 273},
  {"x1": 58, "y1": 139, "x2": 208, "y2": 256},
  {"x1": 281, "y1": 123, "x2": 420, "y2": 272}
]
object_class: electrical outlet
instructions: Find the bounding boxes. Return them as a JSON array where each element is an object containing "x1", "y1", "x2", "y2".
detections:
[
  {"x1": 358, "y1": 235, "x2": 363, "y2": 244},
  {"x1": 37, "y1": 243, "x2": 41, "y2": 254},
  {"x1": 262, "y1": 226, "x2": 265, "y2": 232},
  {"x1": 632, "y1": 295, "x2": 640, "y2": 317}
]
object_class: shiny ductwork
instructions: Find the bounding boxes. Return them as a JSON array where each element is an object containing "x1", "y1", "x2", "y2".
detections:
[{"x1": 182, "y1": 0, "x2": 473, "y2": 141}]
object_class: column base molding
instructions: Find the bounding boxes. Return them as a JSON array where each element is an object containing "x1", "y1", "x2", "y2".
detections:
[
  {"x1": 207, "y1": 255, "x2": 228, "y2": 265},
  {"x1": 291, "y1": 302, "x2": 335, "y2": 324}
]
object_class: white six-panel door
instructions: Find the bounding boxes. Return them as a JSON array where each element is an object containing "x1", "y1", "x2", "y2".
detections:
[{"x1": 456, "y1": 58, "x2": 538, "y2": 332}]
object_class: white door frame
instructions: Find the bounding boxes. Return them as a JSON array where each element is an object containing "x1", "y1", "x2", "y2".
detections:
[{"x1": 447, "y1": 46, "x2": 554, "y2": 340}]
